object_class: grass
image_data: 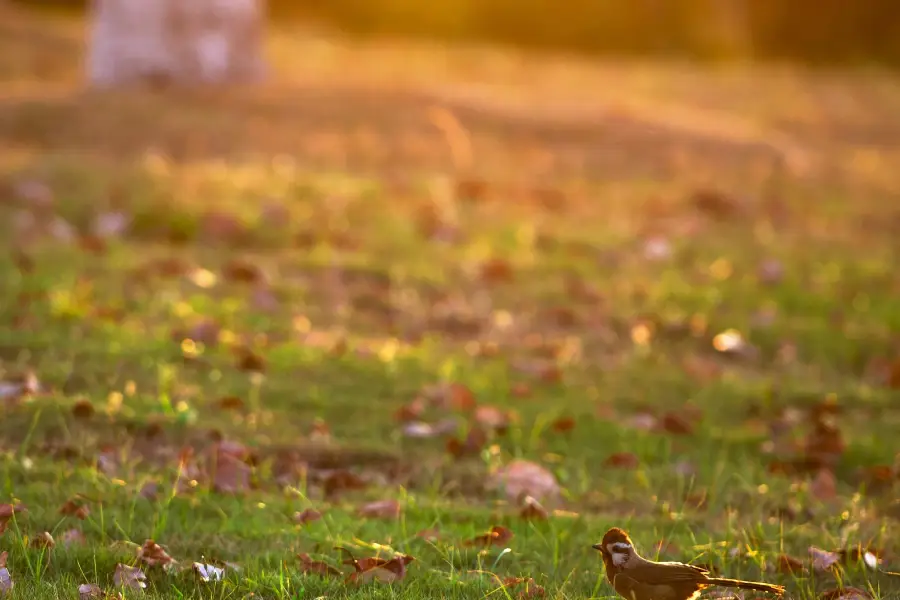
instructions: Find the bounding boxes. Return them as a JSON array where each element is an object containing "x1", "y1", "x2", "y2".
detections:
[{"x1": 1, "y1": 3, "x2": 900, "y2": 599}]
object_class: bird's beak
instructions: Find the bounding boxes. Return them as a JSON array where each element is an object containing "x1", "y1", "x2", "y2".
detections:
[{"x1": 592, "y1": 543, "x2": 603, "y2": 551}]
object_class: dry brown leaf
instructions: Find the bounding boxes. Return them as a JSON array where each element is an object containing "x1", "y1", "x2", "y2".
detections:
[
  {"x1": 60, "y1": 498, "x2": 90, "y2": 520},
  {"x1": 72, "y1": 399, "x2": 95, "y2": 419},
  {"x1": 491, "y1": 459, "x2": 560, "y2": 502},
  {"x1": 464, "y1": 525, "x2": 514, "y2": 548},
  {"x1": 322, "y1": 470, "x2": 369, "y2": 498},
  {"x1": 212, "y1": 447, "x2": 251, "y2": 494},
  {"x1": 297, "y1": 553, "x2": 341, "y2": 577},
  {"x1": 77, "y1": 583, "x2": 103, "y2": 599},
  {"x1": 415, "y1": 527, "x2": 441, "y2": 542},
  {"x1": 31, "y1": 531, "x2": 55, "y2": 549},
  {"x1": 479, "y1": 258, "x2": 514, "y2": 283},
  {"x1": 809, "y1": 546, "x2": 841, "y2": 572},
  {"x1": 661, "y1": 412, "x2": 694, "y2": 435},
  {"x1": 888, "y1": 357, "x2": 900, "y2": 389},
  {"x1": 222, "y1": 257, "x2": 263, "y2": 283},
  {"x1": 502, "y1": 576, "x2": 546, "y2": 599},
  {"x1": 137, "y1": 539, "x2": 175, "y2": 568},
  {"x1": 819, "y1": 587, "x2": 874, "y2": 600},
  {"x1": 519, "y1": 495, "x2": 549, "y2": 520},
  {"x1": 113, "y1": 563, "x2": 146, "y2": 590},
  {"x1": 394, "y1": 398, "x2": 425, "y2": 422},
  {"x1": 474, "y1": 405, "x2": 512, "y2": 431},
  {"x1": 775, "y1": 553, "x2": 807, "y2": 575},
  {"x1": 0, "y1": 503, "x2": 25, "y2": 536},
  {"x1": 446, "y1": 427, "x2": 488, "y2": 459},
  {"x1": 550, "y1": 416, "x2": 575, "y2": 434},
  {"x1": 810, "y1": 468, "x2": 837, "y2": 501},
  {"x1": 293, "y1": 508, "x2": 323, "y2": 525},
  {"x1": 234, "y1": 347, "x2": 266, "y2": 373},
  {"x1": 344, "y1": 553, "x2": 416, "y2": 584},
  {"x1": 217, "y1": 396, "x2": 245, "y2": 411},
  {"x1": 60, "y1": 528, "x2": 87, "y2": 547},
  {"x1": 604, "y1": 452, "x2": 640, "y2": 469},
  {"x1": 357, "y1": 499, "x2": 401, "y2": 520}
]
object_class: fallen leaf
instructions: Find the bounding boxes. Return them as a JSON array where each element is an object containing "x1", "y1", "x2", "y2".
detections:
[
  {"x1": 138, "y1": 539, "x2": 175, "y2": 568},
  {"x1": 474, "y1": 405, "x2": 512, "y2": 431},
  {"x1": 217, "y1": 396, "x2": 245, "y2": 411},
  {"x1": 502, "y1": 576, "x2": 546, "y2": 598},
  {"x1": 222, "y1": 258, "x2": 263, "y2": 284},
  {"x1": 840, "y1": 546, "x2": 882, "y2": 570},
  {"x1": 357, "y1": 499, "x2": 401, "y2": 520},
  {"x1": 551, "y1": 416, "x2": 575, "y2": 434},
  {"x1": 394, "y1": 398, "x2": 425, "y2": 422},
  {"x1": 235, "y1": 347, "x2": 266, "y2": 373},
  {"x1": 297, "y1": 553, "x2": 341, "y2": 577},
  {"x1": 810, "y1": 546, "x2": 841, "y2": 572},
  {"x1": 775, "y1": 553, "x2": 807, "y2": 575},
  {"x1": 212, "y1": 448, "x2": 251, "y2": 494},
  {"x1": 480, "y1": 258, "x2": 514, "y2": 283},
  {"x1": 348, "y1": 555, "x2": 416, "y2": 584},
  {"x1": 519, "y1": 495, "x2": 549, "y2": 520},
  {"x1": 113, "y1": 564, "x2": 146, "y2": 590},
  {"x1": 424, "y1": 382, "x2": 477, "y2": 411},
  {"x1": 446, "y1": 426, "x2": 488, "y2": 458},
  {"x1": 72, "y1": 399, "x2": 95, "y2": 419},
  {"x1": 661, "y1": 412, "x2": 695, "y2": 435},
  {"x1": 322, "y1": 469, "x2": 369, "y2": 497},
  {"x1": 810, "y1": 468, "x2": 837, "y2": 501},
  {"x1": 491, "y1": 459, "x2": 560, "y2": 502},
  {"x1": 415, "y1": 527, "x2": 441, "y2": 542},
  {"x1": 0, "y1": 551, "x2": 10, "y2": 595},
  {"x1": 59, "y1": 498, "x2": 90, "y2": 520},
  {"x1": 31, "y1": 531, "x2": 55, "y2": 549},
  {"x1": 0, "y1": 504, "x2": 25, "y2": 535},
  {"x1": 77, "y1": 583, "x2": 104, "y2": 599},
  {"x1": 293, "y1": 508, "x2": 322, "y2": 525},
  {"x1": 819, "y1": 587, "x2": 873, "y2": 600},
  {"x1": 464, "y1": 525, "x2": 514, "y2": 547},
  {"x1": 604, "y1": 452, "x2": 640, "y2": 469},
  {"x1": 192, "y1": 562, "x2": 224, "y2": 582},
  {"x1": 60, "y1": 529, "x2": 87, "y2": 547}
]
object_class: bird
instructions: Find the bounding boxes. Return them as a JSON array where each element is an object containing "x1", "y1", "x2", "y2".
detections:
[{"x1": 592, "y1": 527, "x2": 785, "y2": 600}]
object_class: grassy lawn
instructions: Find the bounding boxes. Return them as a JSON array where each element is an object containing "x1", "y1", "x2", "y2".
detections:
[{"x1": 2, "y1": 4, "x2": 900, "y2": 599}]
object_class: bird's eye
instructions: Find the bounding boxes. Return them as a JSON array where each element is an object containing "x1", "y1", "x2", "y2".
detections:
[{"x1": 612, "y1": 542, "x2": 632, "y2": 552}]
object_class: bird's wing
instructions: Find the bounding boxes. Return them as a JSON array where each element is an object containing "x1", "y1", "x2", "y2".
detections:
[
  {"x1": 624, "y1": 562, "x2": 709, "y2": 584},
  {"x1": 612, "y1": 571, "x2": 680, "y2": 600}
]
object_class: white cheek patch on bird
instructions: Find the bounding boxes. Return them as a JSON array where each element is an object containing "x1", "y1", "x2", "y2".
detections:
[{"x1": 608, "y1": 543, "x2": 633, "y2": 566}]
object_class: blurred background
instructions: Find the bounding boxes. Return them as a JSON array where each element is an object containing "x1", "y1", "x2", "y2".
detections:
[{"x1": 10, "y1": 0, "x2": 900, "y2": 66}]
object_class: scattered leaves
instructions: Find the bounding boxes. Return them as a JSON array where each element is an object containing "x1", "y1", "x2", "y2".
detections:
[
  {"x1": 138, "y1": 539, "x2": 175, "y2": 568},
  {"x1": 519, "y1": 495, "x2": 549, "y2": 520},
  {"x1": 293, "y1": 508, "x2": 323, "y2": 525},
  {"x1": 60, "y1": 498, "x2": 91, "y2": 520},
  {"x1": 604, "y1": 452, "x2": 640, "y2": 469},
  {"x1": 192, "y1": 562, "x2": 225, "y2": 582},
  {"x1": 298, "y1": 553, "x2": 341, "y2": 577},
  {"x1": 491, "y1": 459, "x2": 560, "y2": 502},
  {"x1": 0, "y1": 552, "x2": 10, "y2": 595},
  {"x1": 775, "y1": 553, "x2": 807, "y2": 575},
  {"x1": 464, "y1": 525, "x2": 514, "y2": 548},
  {"x1": 357, "y1": 499, "x2": 401, "y2": 520},
  {"x1": 113, "y1": 564, "x2": 146, "y2": 590},
  {"x1": 820, "y1": 588, "x2": 873, "y2": 600}
]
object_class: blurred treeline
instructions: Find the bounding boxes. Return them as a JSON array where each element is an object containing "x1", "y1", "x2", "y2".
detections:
[{"x1": 14, "y1": 0, "x2": 900, "y2": 66}]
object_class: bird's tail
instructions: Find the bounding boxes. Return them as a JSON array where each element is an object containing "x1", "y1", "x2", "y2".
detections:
[{"x1": 705, "y1": 578, "x2": 785, "y2": 596}]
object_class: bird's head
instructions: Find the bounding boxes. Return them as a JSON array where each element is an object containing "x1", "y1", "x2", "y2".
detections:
[{"x1": 592, "y1": 527, "x2": 636, "y2": 568}]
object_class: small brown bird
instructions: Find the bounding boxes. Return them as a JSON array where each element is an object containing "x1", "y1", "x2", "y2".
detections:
[{"x1": 593, "y1": 527, "x2": 785, "y2": 600}]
